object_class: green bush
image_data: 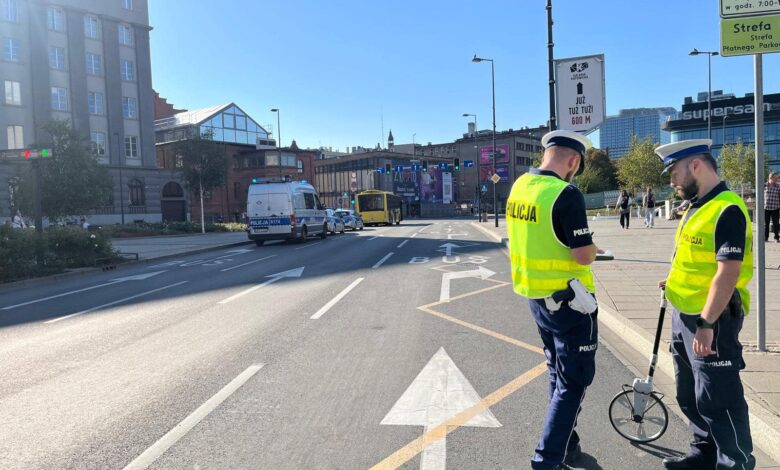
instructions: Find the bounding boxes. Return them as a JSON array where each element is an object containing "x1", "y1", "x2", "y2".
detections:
[
  {"x1": 99, "y1": 221, "x2": 247, "y2": 238},
  {"x1": 0, "y1": 226, "x2": 118, "y2": 283}
]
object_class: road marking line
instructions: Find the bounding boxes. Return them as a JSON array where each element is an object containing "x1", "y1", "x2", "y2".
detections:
[
  {"x1": 45, "y1": 281, "x2": 188, "y2": 324},
  {"x1": 368, "y1": 235, "x2": 382, "y2": 240},
  {"x1": 470, "y1": 222, "x2": 502, "y2": 243},
  {"x1": 123, "y1": 364, "x2": 264, "y2": 470},
  {"x1": 372, "y1": 252, "x2": 394, "y2": 269},
  {"x1": 220, "y1": 255, "x2": 277, "y2": 272},
  {"x1": 410, "y1": 233, "x2": 418, "y2": 238},
  {"x1": 396, "y1": 240, "x2": 409, "y2": 248},
  {"x1": 3, "y1": 280, "x2": 121, "y2": 310},
  {"x1": 371, "y1": 362, "x2": 548, "y2": 470},
  {"x1": 294, "y1": 241, "x2": 323, "y2": 250},
  {"x1": 310, "y1": 277, "x2": 364, "y2": 320}
]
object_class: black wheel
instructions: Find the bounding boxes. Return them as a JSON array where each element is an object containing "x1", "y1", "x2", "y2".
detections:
[
  {"x1": 608, "y1": 389, "x2": 668, "y2": 443},
  {"x1": 254, "y1": 240, "x2": 264, "y2": 246},
  {"x1": 298, "y1": 227, "x2": 307, "y2": 243}
]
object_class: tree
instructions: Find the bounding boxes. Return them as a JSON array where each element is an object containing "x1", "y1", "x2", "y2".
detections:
[
  {"x1": 718, "y1": 141, "x2": 769, "y2": 197},
  {"x1": 175, "y1": 130, "x2": 229, "y2": 233},
  {"x1": 616, "y1": 136, "x2": 666, "y2": 193},
  {"x1": 16, "y1": 120, "x2": 111, "y2": 221},
  {"x1": 576, "y1": 147, "x2": 618, "y2": 193}
]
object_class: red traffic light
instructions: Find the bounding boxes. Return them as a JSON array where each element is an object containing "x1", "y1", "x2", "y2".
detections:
[{"x1": 23, "y1": 149, "x2": 31, "y2": 159}]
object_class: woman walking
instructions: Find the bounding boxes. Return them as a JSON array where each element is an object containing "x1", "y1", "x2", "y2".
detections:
[
  {"x1": 643, "y1": 187, "x2": 656, "y2": 228},
  {"x1": 616, "y1": 190, "x2": 631, "y2": 229},
  {"x1": 765, "y1": 172, "x2": 780, "y2": 242}
]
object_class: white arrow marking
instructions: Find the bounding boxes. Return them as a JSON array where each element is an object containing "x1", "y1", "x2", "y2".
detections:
[
  {"x1": 439, "y1": 266, "x2": 496, "y2": 302},
  {"x1": 222, "y1": 248, "x2": 252, "y2": 255},
  {"x1": 2, "y1": 271, "x2": 167, "y2": 310},
  {"x1": 219, "y1": 254, "x2": 277, "y2": 272},
  {"x1": 218, "y1": 267, "x2": 304, "y2": 304},
  {"x1": 381, "y1": 348, "x2": 501, "y2": 470},
  {"x1": 438, "y1": 243, "x2": 463, "y2": 257}
]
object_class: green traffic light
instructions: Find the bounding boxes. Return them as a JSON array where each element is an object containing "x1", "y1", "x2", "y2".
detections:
[{"x1": 40, "y1": 149, "x2": 49, "y2": 157}]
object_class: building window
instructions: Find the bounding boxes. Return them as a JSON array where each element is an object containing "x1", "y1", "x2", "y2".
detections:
[
  {"x1": 88, "y1": 92, "x2": 104, "y2": 115},
  {"x1": 122, "y1": 0, "x2": 133, "y2": 10},
  {"x1": 120, "y1": 60, "x2": 134, "y2": 80},
  {"x1": 49, "y1": 46, "x2": 65, "y2": 69},
  {"x1": 3, "y1": 37, "x2": 20, "y2": 62},
  {"x1": 50, "y1": 87, "x2": 67, "y2": 111},
  {"x1": 125, "y1": 135, "x2": 138, "y2": 158},
  {"x1": 90, "y1": 131, "x2": 106, "y2": 156},
  {"x1": 47, "y1": 7, "x2": 64, "y2": 31},
  {"x1": 282, "y1": 154, "x2": 296, "y2": 166},
  {"x1": 84, "y1": 15, "x2": 99, "y2": 38},
  {"x1": 122, "y1": 96, "x2": 137, "y2": 119},
  {"x1": 6, "y1": 125, "x2": 22, "y2": 149},
  {"x1": 297, "y1": 160, "x2": 303, "y2": 173},
  {"x1": 118, "y1": 24, "x2": 133, "y2": 46},
  {"x1": 4, "y1": 80, "x2": 20, "y2": 105},
  {"x1": 129, "y1": 179, "x2": 145, "y2": 206},
  {"x1": 1, "y1": 0, "x2": 17, "y2": 22},
  {"x1": 86, "y1": 53, "x2": 102, "y2": 75},
  {"x1": 233, "y1": 182, "x2": 241, "y2": 199}
]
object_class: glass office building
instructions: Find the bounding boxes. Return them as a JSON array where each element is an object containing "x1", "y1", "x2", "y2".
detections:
[
  {"x1": 600, "y1": 108, "x2": 677, "y2": 159},
  {"x1": 664, "y1": 92, "x2": 780, "y2": 171}
]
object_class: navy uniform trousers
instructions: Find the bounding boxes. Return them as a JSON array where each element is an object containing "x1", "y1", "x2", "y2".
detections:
[
  {"x1": 671, "y1": 300, "x2": 755, "y2": 469},
  {"x1": 528, "y1": 298, "x2": 598, "y2": 469}
]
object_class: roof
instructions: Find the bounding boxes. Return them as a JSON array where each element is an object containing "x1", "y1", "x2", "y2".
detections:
[{"x1": 154, "y1": 103, "x2": 232, "y2": 130}]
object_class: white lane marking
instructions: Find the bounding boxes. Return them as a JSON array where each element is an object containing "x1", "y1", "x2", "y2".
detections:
[
  {"x1": 380, "y1": 348, "x2": 500, "y2": 470},
  {"x1": 2, "y1": 271, "x2": 168, "y2": 311},
  {"x1": 372, "y1": 252, "x2": 394, "y2": 269},
  {"x1": 45, "y1": 281, "x2": 188, "y2": 324},
  {"x1": 411, "y1": 233, "x2": 418, "y2": 238},
  {"x1": 310, "y1": 278, "x2": 364, "y2": 320},
  {"x1": 217, "y1": 267, "x2": 304, "y2": 304},
  {"x1": 294, "y1": 241, "x2": 323, "y2": 250},
  {"x1": 397, "y1": 240, "x2": 409, "y2": 248},
  {"x1": 220, "y1": 255, "x2": 277, "y2": 272},
  {"x1": 123, "y1": 364, "x2": 264, "y2": 470},
  {"x1": 439, "y1": 267, "x2": 496, "y2": 302},
  {"x1": 368, "y1": 235, "x2": 382, "y2": 240}
]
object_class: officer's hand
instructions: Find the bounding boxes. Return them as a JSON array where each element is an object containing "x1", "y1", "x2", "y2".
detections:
[
  {"x1": 693, "y1": 328, "x2": 715, "y2": 356},
  {"x1": 657, "y1": 279, "x2": 666, "y2": 289}
]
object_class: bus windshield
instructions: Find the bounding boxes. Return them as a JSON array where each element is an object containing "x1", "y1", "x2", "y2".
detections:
[{"x1": 358, "y1": 194, "x2": 384, "y2": 211}]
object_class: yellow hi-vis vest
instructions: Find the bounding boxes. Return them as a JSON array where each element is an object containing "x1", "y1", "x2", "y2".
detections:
[
  {"x1": 666, "y1": 191, "x2": 753, "y2": 315},
  {"x1": 507, "y1": 173, "x2": 595, "y2": 299}
]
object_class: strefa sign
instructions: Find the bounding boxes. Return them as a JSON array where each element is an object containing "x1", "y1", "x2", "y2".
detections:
[{"x1": 554, "y1": 54, "x2": 606, "y2": 132}]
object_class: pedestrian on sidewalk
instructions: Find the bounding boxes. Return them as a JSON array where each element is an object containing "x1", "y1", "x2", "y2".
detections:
[
  {"x1": 507, "y1": 130, "x2": 602, "y2": 470},
  {"x1": 616, "y1": 190, "x2": 631, "y2": 229},
  {"x1": 643, "y1": 187, "x2": 656, "y2": 228},
  {"x1": 655, "y1": 139, "x2": 755, "y2": 470},
  {"x1": 764, "y1": 171, "x2": 780, "y2": 242}
]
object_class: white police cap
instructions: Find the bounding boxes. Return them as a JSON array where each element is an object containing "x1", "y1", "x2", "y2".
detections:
[
  {"x1": 541, "y1": 130, "x2": 593, "y2": 175},
  {"x1": 654, "y1": 139, "x2": 712, "y2": 174}
]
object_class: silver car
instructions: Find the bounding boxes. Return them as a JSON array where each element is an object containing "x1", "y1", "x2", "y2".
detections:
[{"x1": 325, "y1": 215, "x2": 345, "y2": 234}]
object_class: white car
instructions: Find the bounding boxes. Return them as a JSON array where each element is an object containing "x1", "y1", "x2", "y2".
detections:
[{"x1": 335, "y1": 210, "x2": 364, "y2": 231}]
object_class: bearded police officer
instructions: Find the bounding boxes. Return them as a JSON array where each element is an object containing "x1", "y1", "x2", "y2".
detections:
[
  {"x1": 656, "y1": 139, "x2": 755, "y2": 470},
  {"x1": 507, "y1": 130, "x2": 601, "y2": 470}
]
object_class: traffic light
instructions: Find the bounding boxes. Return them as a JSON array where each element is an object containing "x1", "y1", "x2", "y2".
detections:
[
  {"x1": 385, "y1": 163, "x2": 392, "y2": 174},
  {"x1": 350, "y1": 193, "x2": 356, "y2": 205},
  {"x1": 454, "y1": 158, "x2": 460, "y2": 171},
  {"x1": 23, "y1": 149, "x2": 31, "y2": 159},
  {"x1": 422, "y1": 161, "x2": 428, "y2": 172}
]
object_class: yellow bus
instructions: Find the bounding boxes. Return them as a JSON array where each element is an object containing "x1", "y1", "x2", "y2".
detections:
[{"x1": 356, "y1": 190, "x2": 403, "y2": 225}]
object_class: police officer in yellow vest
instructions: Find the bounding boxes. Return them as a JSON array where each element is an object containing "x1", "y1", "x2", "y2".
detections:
[
  {"x1": 508, "y1": 130, "x2": 601, "y2": 470},
  {"x1": 656, "y1": 139, "x2": 755, "y2": 470}
]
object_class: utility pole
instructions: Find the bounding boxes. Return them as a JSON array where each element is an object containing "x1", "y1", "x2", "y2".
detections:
[{"x1": 547, "y1": 0, "x2": 556, "y2": 131}]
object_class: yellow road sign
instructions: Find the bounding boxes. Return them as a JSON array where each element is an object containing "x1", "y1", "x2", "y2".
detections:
[
  {"x1": 490, "y1": 174, "x2": 501, "y2": 184},
  {"x1": 721, "y1": 14, "x2": 780, "y2": 56}
]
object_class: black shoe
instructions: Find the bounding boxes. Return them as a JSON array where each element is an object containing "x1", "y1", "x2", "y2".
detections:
[
  {"x1": 550, "y1": 464, "x2": 583, "y2": 470},
  {"x1": 564, "y1": 443, "x2": 582, "y2": 465},
  {"x1": 662, "y1": 455, "x2": 712, "y2": 469}
]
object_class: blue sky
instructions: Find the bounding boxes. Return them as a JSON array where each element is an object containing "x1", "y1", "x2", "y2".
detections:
[{"x1": 148, "y1": 0, "x2": 780, "y2": 151}]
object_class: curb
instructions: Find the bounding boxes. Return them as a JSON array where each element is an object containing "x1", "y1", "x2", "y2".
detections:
[
  {"x1": 597, "y1": 301, "x2": 780, "y2": 464},
  {"x1": 0, "y1": 239, "x2": 254, "y2": 293}
]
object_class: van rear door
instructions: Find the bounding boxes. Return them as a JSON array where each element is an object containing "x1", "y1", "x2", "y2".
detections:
[{"x1": 248, "y1": 192, "x2": 292, "y2": 236}]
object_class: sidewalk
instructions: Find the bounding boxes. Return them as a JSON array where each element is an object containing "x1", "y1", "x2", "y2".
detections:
[
  {"x1": 471, "y1": 214, "x2": 780, "y2": 464},
  {"x1": 111, "y1": 231, "x2": 252, "y2": 260}
]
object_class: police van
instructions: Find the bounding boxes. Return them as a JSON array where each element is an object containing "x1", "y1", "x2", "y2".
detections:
[{"x1": 246, "y1": 179, "x2": 327, "y2": 246}]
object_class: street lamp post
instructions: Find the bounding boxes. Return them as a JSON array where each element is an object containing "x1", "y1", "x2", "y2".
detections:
[
  {"x1": 689, "y1": 48, "x2": 719, "y2": 139},
  {"x1": 412, "y1": 133, "x2": 416, "y2": 157},
  {"x1": 271, "y1": 108, "x2": 281, "y2": 179},
  {"x1": 462, "y1": 113, "x2": 479, "y2": 216},
  {"x1": 114, "y1": 132, "x2": 125, "y2": 224},
  {"x1": 472, "y1": 54, "x2": 498, "y2": 227}
]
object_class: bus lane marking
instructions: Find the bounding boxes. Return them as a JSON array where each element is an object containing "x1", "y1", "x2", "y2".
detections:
[{"x1": 310, "y1": 277, "x2": 364, "y2": 320}]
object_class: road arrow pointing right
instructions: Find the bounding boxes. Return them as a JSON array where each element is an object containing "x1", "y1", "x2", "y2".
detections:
[
  {"x1": 218, "y1": 267, "x2": 305, "y2": 305},
  {"x1": 381, "y1": 348, "x2": 500, "y2": 469},
  {"x1": 439, "y1": 266, "x2": 497, "y2": 302}
]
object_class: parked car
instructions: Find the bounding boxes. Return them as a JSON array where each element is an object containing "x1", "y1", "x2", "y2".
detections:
[
  {"x1": 325, "y1": 215, "x2": 345, "y2": 234},
  {"x1": 336, "y1": 211, "x2": 364, "y2": 231}
]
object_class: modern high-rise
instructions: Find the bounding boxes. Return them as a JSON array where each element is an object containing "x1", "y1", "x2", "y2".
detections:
[
  {"x1": 600, "y1": 107, "x2": 677, "y2": 159},
  {"x1": 0, "y1": 0, "x2": 183, "y2": 223}
]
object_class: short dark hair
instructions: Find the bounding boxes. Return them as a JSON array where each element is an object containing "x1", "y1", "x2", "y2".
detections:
[{"x1": 693, "y1": 153, "x2": 717, "y2": 172}]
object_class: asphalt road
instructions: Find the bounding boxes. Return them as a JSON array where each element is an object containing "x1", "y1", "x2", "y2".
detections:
[{"x1": 0, "y1": 220, "x2": 693, "y2": 469}]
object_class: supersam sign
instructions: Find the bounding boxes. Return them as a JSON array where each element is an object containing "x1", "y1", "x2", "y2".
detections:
[{"x1": 554, "y1": 54, "x2": 606, "y2": 132}]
